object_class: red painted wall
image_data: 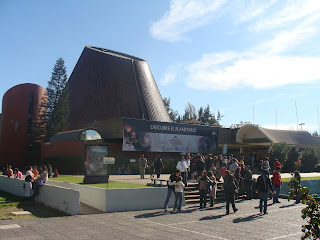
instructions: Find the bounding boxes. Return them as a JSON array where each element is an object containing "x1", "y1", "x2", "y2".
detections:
[{"x1": 0, "y1": 83, "x2": 46, "y2": 167}]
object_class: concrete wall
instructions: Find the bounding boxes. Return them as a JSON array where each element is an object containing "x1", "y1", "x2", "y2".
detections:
[
  {"x1": 104, "y1": 187, "x2": 183, "y2": 212},
  {"x1": 48, "y1": 179, "x2": 183, "y2": 212},
  {"x1": 280, "y1": 180, "x2": 320, "y2": 195},
  {"x1": 0, "y1": 176, "x2": 80, "y2": 215},
  {"x1": 48, "y1": 180, "x2": 107, "y2": 211}
]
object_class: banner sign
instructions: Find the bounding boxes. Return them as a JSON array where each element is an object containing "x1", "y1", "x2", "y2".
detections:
[{"x1": 122, "y1": 119, "x2": 219, "y2": 153}]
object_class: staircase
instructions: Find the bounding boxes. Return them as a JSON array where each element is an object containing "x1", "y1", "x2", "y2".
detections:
[{"x1": 184, "y1": 181, "x2": 225, "y2": 204}]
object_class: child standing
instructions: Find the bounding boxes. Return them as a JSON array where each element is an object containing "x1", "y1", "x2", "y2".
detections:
[{"x1": 173, "y1": 176, "x2": 185, "y2": 212}]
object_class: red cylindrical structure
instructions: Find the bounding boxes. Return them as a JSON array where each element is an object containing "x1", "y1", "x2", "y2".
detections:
[{"x1": 0, "y1": 83, "x2": 46, "y2": 168}]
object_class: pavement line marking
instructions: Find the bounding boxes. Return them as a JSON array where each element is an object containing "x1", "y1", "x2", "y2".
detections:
[
  {"x1": 0, "y1": 224, "x2": 22, "y2": 230},
  {"x1": 267, "y1": 232, "x2": 301, "y2": 240},
  {"x1": 117, "y1": 212, "x2": 228, "y2": 240}
]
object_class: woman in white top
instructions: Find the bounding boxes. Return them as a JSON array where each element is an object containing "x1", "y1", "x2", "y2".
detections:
[{"x1": 176, "y1": 156, "x2": 187, "y2": 185}]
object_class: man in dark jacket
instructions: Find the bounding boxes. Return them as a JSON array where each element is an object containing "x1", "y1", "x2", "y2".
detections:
[
  {"x1": 196, "y1": 157, "x2": 205, "y2": 177},
  {"x1": 256, "y1": 169, "x2": 274, "y2": 214},
  {"x1": 164, "y1": 170, "x2": 181, "y2": 212},
  {"x1": 154, "y1": 156, "x2": 164, "y2": 178},
  {"x1": 223, "y1": 170, "x2": 238, "y2": 215}
]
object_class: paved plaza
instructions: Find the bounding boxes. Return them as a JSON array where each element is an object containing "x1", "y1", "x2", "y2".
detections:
[{"x1": 0, "y1": 198, "x2": 306, "y2": 240}]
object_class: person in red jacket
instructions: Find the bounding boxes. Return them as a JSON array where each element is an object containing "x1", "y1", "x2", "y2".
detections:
[
  {"x1": 273, "y1": 159, "x2": 281, "y2": 169},
  {"x1": 272, "y1": 166, "x2": 282, "y2": 204}
]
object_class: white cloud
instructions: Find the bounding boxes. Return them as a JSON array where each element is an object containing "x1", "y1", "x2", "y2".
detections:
[
  {"x1": 155, "y1": 0, "x2": 320, "y2": 90},
  {"x1": 159, "y1": 64, "x2": 185, "y2": 86},
  {"x1": 252, "y1": 0, "x2": 320, "y2": 31},
  {"x1": 150, "y1": 0, "x2": 226, "y2": 42},
  {"x1": 231, "y1": 0, "x2": 277, "y2": 23},
  {"x1": 187, "y1": 53, "x2": 320, "y2": 90},
  {"x1": 185, "y1": 0, "x2": 320, "y2": 90}
]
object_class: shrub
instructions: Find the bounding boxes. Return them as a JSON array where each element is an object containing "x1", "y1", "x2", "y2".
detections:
[
  {"x1": 300, "y1": 148, "x2": 320, "y2": 172},
  {"x1": 288, "y1": 178, "x2": 320, "y2": 240},
  {"x1": 283, "y1": 151, "x2": 300, "y2": 172},
  {"x1": 268, "y1": 142, "x2": 290, "y2": 167}
]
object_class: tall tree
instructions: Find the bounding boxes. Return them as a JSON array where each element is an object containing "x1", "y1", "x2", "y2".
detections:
[
  {"x1": 163, "y1": 97, "x2": 180, "y2": 122},
  {"x1": 182, "y1": 102, "x2": 197, "y2": 122},
  {"x1": 32, "y1": 58, "x2": 69, "y2": 142}
]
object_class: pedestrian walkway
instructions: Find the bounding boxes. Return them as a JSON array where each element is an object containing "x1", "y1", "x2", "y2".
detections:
[{"x1": 0, "y1": 199, "x2": 306, "y2": 240}]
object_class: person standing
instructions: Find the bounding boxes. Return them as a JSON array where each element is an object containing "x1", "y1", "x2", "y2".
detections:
[
  {"x1": 223, "y1": 170, "x2": 238, "y2": 214},
  {"x1": 256, "y1": 169, "x2": 273, "y2": 214},
  {"x1": 229, "y1": 159, "x2": 238, "y2": 172},
  {"x1": 173, "y1": 176, "x2": 185, "y2": 212},
  {"x1": 293, "y1": 170, "x2": 301, "y2": 204},
  {"x1": 207, "y1": 171, "x2": 217, "y2": 207},
  {"x1": 185, "y1": 153, "x2": 191, "y2": 180},
  {"x1": 262, "y1": 157, "x2": 271, "y2": 175},
  {"x1": 176, "y1": 156, "x2": 187, "y2": 185},
  {"x1": 164, "y1": 170, "x2": 181, "y2": 212},
  {"x1": 196, "y1": 156, "x2": 205, "y2": 179},
  {"x1": 47, "y1": 164, "x2": 53, "y2": 178},
  {"x1": 273, "y1": 159, "x2": 281, "y2": 170},
  {"x1": 244, "y1": 166, "x2": 253, "y2": 200},
  {"x1": 154, "y1": 156, "x2": 164, "y2": 178},
  {"x1": 272, "y1": 166, "x2": 282, "y2": 204},
  {"x1": 197, "y1": 170, "x2": 209, "y2": 209},
  {"x1": 138, "y1": 154, "x2": 148, "y2": 179}
]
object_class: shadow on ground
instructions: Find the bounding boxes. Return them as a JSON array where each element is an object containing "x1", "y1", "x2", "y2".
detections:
[{"x1": 233, "y1": 213, "x2": 262, "y2": 223}]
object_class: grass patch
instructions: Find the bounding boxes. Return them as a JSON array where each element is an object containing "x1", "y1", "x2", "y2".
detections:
[
  {"x1": 282, "y1": 176, "x2": 320, "y2": 182},
  {"x1": 50, "y1": 176, "x2": 149, "y2": 189},
  {"x1": 0, "y1": 190, "x2": 66, "y2": 219}
]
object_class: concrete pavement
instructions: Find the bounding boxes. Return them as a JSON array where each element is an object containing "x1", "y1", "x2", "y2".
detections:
[{"x1": 0, "y1": 199, "x2": 306, "y2": 240}]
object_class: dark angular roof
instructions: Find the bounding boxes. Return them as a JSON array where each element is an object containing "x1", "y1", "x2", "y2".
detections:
[{"x1": 68, "y1": 46, "x2": 171, "y2": 128}]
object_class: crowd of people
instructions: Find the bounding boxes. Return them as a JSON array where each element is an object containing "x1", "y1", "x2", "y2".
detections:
[
  {"x1": 2, "y1": 164, "x2": 59, "y2": 200},
  {"x1": 163, "y1": 153, "x2": 300, "y2": 215}
]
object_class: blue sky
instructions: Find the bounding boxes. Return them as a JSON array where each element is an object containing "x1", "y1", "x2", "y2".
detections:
[{"x1": 1, "y1": 0, "x2": 320, "y2": 133}]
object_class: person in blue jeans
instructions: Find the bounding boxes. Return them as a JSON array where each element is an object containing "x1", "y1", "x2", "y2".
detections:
[
  {"x1": 164, "y1": 170, "x2": 181, "y2": 212},
  {"x1": 256, "y1": 170, "x2": 274, "y2": 214},
  {"x1": 173, "y1": 176, "x2": 185, "y2": 212}
]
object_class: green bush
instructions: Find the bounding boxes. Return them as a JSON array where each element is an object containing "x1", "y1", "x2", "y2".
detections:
[
  {"x1": 268, "y1": 142, "x2": 290, "y2": 168},
  {"x1": 283, "y1": 151, "x2": 300, "y2": 172},
  {"x1": 301, "y1": 148, "x2": 320, "y2": 172}
]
